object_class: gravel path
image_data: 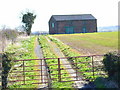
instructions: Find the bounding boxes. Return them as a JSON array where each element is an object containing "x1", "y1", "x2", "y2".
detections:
[
  {"x1": 34, "y1": 38, "x2": 48, "y2": 88},
  {"x1": 46, "y1": 37, "x2": 77, "y2": 80}
]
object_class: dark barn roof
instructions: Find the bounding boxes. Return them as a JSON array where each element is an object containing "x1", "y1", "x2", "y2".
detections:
[{"x1": 52, "y1": 14, "x2": 96, "y2": 21}]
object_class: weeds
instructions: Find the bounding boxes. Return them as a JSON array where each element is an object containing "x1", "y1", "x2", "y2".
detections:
[
  {"x1": 7, "y1": 36, "x2": 39, "y2": 88},
  {"x1": 38, "y1": 35, "x2": 73, "y2": 88},
  {"x1": 48, "y1": 36, "x2": 105, "y2": 81}
]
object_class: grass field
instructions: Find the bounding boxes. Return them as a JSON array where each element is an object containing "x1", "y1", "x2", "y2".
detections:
[{"x1": 51, "y1": 32, "x2": 118, "y2": 55}]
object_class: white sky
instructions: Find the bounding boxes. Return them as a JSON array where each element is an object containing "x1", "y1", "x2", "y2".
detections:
[{"x1": 0, "y1": 0, "x2": 119, "y2": 32}]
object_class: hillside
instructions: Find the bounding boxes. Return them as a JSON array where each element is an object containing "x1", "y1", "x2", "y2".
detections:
[
  {"x1": 98, "y1": 26, "x2": 118, "y2": 32},
  {"x1": 52, "y1": 32, "x2": 118, "y2": 55}
]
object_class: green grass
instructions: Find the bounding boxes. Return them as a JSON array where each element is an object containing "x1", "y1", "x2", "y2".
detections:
[
  {"x1": 38, "y1": 35, "x2": 73, "y2": 88},
  {"x1": 52, "y1": 32, "x2": 118, "y2": 55},
  {"x1": 48, "y1": 36, "x2": 107, "y2": 81},
  {"x1": 7, "y1": 36, "x2": 39, "y2": 88}
]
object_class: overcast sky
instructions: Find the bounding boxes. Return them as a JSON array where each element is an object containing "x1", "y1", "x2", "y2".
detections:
[{"x1": 0, "y1": 0, "x2": 119, "y2": 32}]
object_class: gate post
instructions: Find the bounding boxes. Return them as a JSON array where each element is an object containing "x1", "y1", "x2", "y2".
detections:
[
  {"x1": 92, "y1": 56, "x2": 95, "y2": 80},
  {"x1": 75, "y1": 57, "x2": 78, "y2": 80},
  {"x1": 58, "y1": 58, "x2": 61, "y2": 82},
  {"x1": 23, "y1": 60, "x2": 25, "y2": 84},
  {"x1": 41, "y1": 59, "x2": 43, "y2": 83},
  {"x1": 44, "y1": 59, "x2": 52, "y2": 88}
]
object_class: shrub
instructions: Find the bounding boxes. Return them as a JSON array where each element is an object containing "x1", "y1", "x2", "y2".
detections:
[
  {"x1": 0, "y1": 29, "x2": 18, "y2": 52},
  {"x1": 103, "y1": 51, "x2": 120, "y2": 86},
  {"x1": 1, "y1": 29, "x2": 18, "y2": 42},
  {"x1": 2, "y1": 52, "x2": 15, "y2": 89}
]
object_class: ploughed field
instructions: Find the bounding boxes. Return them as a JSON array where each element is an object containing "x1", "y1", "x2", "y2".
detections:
[{"x1": 51, "y1": 32, "x2": 118, "y2": 55}]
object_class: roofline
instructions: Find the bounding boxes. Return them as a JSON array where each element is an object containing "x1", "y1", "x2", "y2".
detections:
[
  {"x1": 55, "y1": 19, "x2": 97, "y2": 22},
  {"x1": 50, "y1": 14, "x2": 96, "y2": 21},
  {"x1": 52, "y1": 14, "x2": 93, "y2": 16}
]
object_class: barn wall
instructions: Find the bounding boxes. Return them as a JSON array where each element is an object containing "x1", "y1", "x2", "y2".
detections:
[
  {"x1": 56, "y1": 20, "x2": 97, "y2": 34},
  {"x1": 49, "y1": 17, "x2": 57, "y2": 34}
]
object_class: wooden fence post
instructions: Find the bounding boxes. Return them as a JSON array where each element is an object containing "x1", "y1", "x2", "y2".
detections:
[
  {"x1": 1, "y1": 53, "x2": 8, "y2": 89},
  {"x1": 0, "y1": 53, "x2": 2, "y2": 89},
  {"x1": 58, "y1": 58, "x2": 61, "y2": 82}
]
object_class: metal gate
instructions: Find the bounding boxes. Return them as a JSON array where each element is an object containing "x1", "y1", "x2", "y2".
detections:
[{"x1": 3, "y1": 55, "x2": 107, "y2": 88}]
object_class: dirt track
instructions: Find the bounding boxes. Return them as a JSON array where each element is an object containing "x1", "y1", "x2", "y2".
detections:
[
  {"x1": 45, "y1": 36, "x2": 96, "y2": 88},
  {"x1": 34, "y1": 38, "x2": 48, "y2": 88}
]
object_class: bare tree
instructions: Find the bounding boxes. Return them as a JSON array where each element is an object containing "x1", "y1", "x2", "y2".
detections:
[
  {"x1": 0, "y1": 30, "x2": 7, "y2": 52},
  {"x1": 0, "y1": 28, "x2": 18, "y2": 52}
]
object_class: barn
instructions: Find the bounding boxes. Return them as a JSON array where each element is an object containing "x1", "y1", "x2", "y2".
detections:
[{"x1": 49, "y1": 14, "x2": 97, "y2": 34}]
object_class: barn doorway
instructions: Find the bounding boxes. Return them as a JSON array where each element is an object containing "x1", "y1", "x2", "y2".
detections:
[
  {"x1": 65, "y1": 26, "x2": 74, "y2": 34},
  {"x1": 82, "y1": 27, "x2": 87, "y2": 33}
]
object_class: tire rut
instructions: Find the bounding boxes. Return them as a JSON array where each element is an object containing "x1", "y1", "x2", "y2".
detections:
[{"x1": 34, "y1": 37, "x2": 48, "y2": 88}]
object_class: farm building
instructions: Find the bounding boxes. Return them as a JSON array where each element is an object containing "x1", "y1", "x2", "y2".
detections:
[{"x1": 49, "y1": 14, "x2": 97, "y2": 34}]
